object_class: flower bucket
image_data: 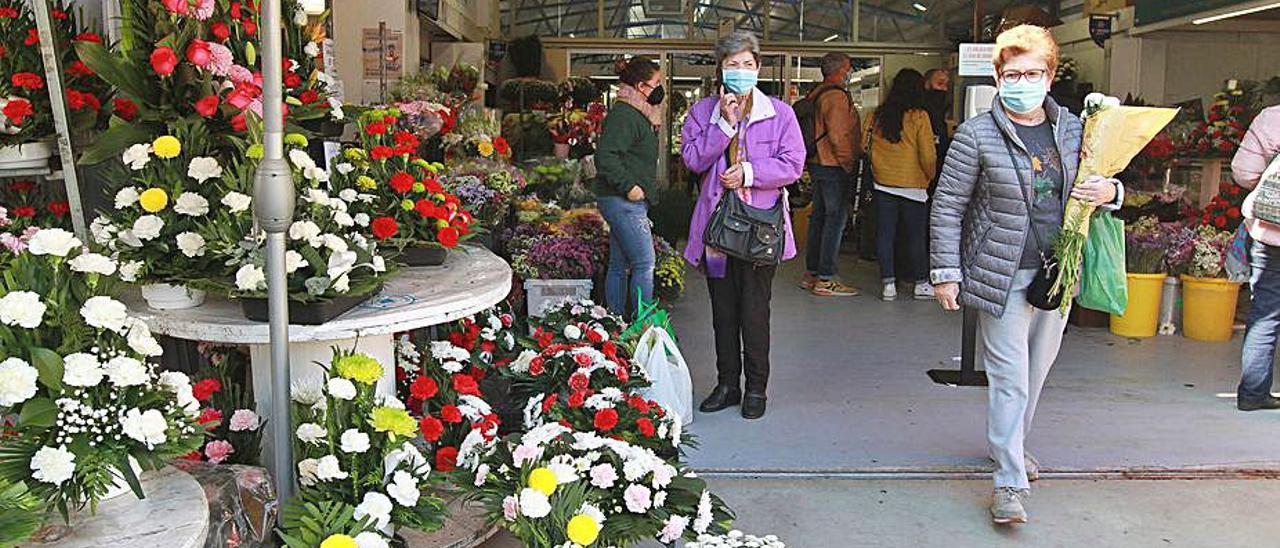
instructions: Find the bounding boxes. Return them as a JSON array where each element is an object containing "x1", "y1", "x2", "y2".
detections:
[
  {"x1": 240, "y1": 284, "x2": 383, "y2": 325},
  {"x1": 140, "y1": 283, "x2": 207, "y2": 310},
  {"x1": 0, "y1": 141, "x2": 53, "y2": 170},
  {"x1": 399, "y1": 245, "x2": 448, "y2": 267},
  {"x1": 1110, "y1": 273, "x2": 1165, "y2": 338},
  {"x1": 1180, "y1": 275, "x2": 1242, "y2": 342},
  {"x1": 553, "y1": 142, "x2": 571, "y2": 159},
  {"x1": 525, "y1": 279, "x2": 593, "y2": 318}
]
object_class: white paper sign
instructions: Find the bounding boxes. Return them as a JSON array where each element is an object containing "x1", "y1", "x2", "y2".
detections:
[{"x1": 958, "y1": 43, "x2": 997, "y2": 77}]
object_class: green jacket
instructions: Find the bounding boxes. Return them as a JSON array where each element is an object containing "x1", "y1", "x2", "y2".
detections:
[{"x1": 594, "y1": 102, "x2": 659, "y2": 206}]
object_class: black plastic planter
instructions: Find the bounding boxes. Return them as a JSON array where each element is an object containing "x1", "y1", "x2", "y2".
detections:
[
  {"x1": 239, "y1": 287, "x2": 381, "y2": 325},
  {"x1": 399, "y1": 246, "x2": 448, "y2": 267}
]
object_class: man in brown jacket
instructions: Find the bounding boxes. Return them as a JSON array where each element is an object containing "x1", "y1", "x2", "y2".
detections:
[{"x1": 801, "y1": 52, "x2": 864, "y2": 297}]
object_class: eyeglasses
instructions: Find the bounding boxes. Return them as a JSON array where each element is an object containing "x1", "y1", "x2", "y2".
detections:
[{"x1": 1000, "y1": 69, "x2": 1048, "y2": 85}]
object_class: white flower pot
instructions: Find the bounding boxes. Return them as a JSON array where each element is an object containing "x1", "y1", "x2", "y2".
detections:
[
  {"x1": 102, "y1": 456, "x2": 144, "y2": 502},
  {"x1": 140, "y1": 283, "x2": 207, "y2": 310},
  {"x1": 0, "y1": 141, "x2": 54, "y2": 170}
]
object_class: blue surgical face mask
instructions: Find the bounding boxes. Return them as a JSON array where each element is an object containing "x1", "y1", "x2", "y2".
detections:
[
  {"x1": 999, "y1": 79, "x2": 1048, "y2": 114},
  {"x1": 722, "y1": 68, "x2": 758, "y2": 95}
]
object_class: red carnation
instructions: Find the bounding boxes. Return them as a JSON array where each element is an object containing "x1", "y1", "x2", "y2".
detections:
[
  {"x1": 568, "y1": 390, "x2": 587, "y2": 408},
  {"x1": 52, "y1": 9, "x2": 68, "y2": 19},
  {"x1": 75, "y1": 32, "x2": 102, "y2": 43},
  {"x1": 615, "y1": 366, "x2": 629, "y2": 384},
  {"x1": 211, "y1": 21, "x2": 231, "y2": 41},
  {"x1": 365, "y1": 121, "x2": 387, "y2": 136},
  {"x1": 284, "y1": 72, "x2": 302, "y2": 88},
  {"x1": 435, "y1": 446, "x2": 458, "y2": 472},
  {"x1": 192, "y1": 378, "x2": 222, "y2": 401},
  {"x1": 389, "y1": 171, "x2": 414, "y2": 193},
  {"x1": 414, "y1": 199, "x2": 435, "y2": 218},
  {"x1": 66, "y1": 60, "x2": 94, "y2": 78},
  {"x1": 197, "y1": 407, "x2": 222, "y2": 427},
  {"x1": 230, "y1": 113, "x2": 247, "y2": 132},
  {"x1": 636, "y1": 418, "x2": 656, "y2": 438},
  {"x1": 299, "y1": 89, "x2": 320, "y2": 104},
  {"x1": 195, "y1": 94, "x2": 220, "y2": 117},
  {"x1": 410, "y1": 375, "x2": 438, "y2": 400},
  {"x1": 452, "y1": 373, "x2": 481, "y2": 397},
  {"x1": 243, "y1": 19, "x2": 257, "y2": 36},
  {"x1": 494, "y1": 136, "x2": 510, "y2": 156},
  {"x1": 437, "y1": 226, "x2": 459, "y2": 248},
  {"x1": 0, "y1": 7, "x2": 18, "y2": 18},
  {"x1": 1215, "y1": 215, "x2": 1228, "y2": 228},
  {"x1": 383, "y1": 115, "x2": 397, "y2": 125},
  {"x1": 230, "y1": 1, "x2": 242, "y2": 18},
  {"x1": 601, "y1": 341, "x2": 618, "y2": 358},
  {"x1": 587, "y1": 329, "x2": 604, "y2": 343},
  {"x1": 24, "y1": 28, "x2": 37, "y2": 46},
  {"x1": 12, "y1": 206, "x2": 35, "y2": 218},
  {"x1": 528, "y1": 356, "x2": 545, "y2": 376},
  {"x1": 370, "y1": 145, "x2": 393, "y2": 160},
  {"x1": 440, "y1": 404, "x2": 463, "y2": 423},
  {"x1": 627, "y1": 395, "x2": 650, "y2": 414},
  {"x1": 568, "y1": 371, "x2": 590, "y2": 391},
  {"x1": 150, "y1": 46, "x2": 179, "y2": 76},
  {"x1": 180, "y1": 451, "x2": 202, "y2": 461},
  {"x1": 0, "y1": 45, "x2": 7, "y2": 58},
  {"x1": 593, "y1": 408, "x2": 619, "y2": 432},
  {"x1": 48, "y1": 201, "x2": 70, "y2": 217},
  {"x1": 542, "y1": 393, "x2": 559, "y2": 413},
  {"x1": 9, "y1": 180, "x2": 34, "y2": 193},
  {"x1": 1229, "y1": 206, "x2": 1241, "y2": 219},
  {"x1": 419, "y1": 415, "x2": 444, "y2": 442},
  {"x1": 66, "y1": 90, "x2": 100, "y2": 112},
  {"x1": 11, "y1": 72, "x2": 43, "y2": 90},
  {"x1": 371, "y1": 216, "x2": 398, "y2": 240}
]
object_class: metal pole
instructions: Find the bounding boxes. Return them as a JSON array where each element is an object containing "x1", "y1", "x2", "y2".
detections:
[
  {"x1": 253, "y1": 0, "x2": 297, "y2": 506},
  {"x1": 31, "y1": 0, "x2": 87, "y2": 242}
]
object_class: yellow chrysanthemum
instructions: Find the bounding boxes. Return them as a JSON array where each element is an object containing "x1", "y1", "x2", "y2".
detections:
[
  {"x1": 152, "y1": 135, "x2": 181, "y2": 159},
  {"x1": 355, "y1": 175, "x2": 377, "y2": 190},
  {"x1": 334, "y1": 353, "x2": 383, "y2": 384},
  {"x1": 319, "y1": 534, "x2": 357, "y2": 548},
  {"x1": 477, "y1": 141, "x2": 495, "y2": 157},
  {"x1": 566, "y1": 514, "x2": 600, "y2": 545},
  {"x1": 139, "y1": 188, "x2": 169, "y2": 212},
  {"x1": 285, "y1": 133, "x2": 309, "y2": 147},
  {"x1": 527, "y1": 467, "x2": 558, "y2": 496},
  {"x1": 246, "y1": 144, "x2": 265, "y2": 159},
  {"x1": 369, "y1": 406, "x2": 417, "y2": 440},
  {"x1": 401, "y1": 199, "x2": 415, "y2": 211},
  {"x1": 344, "y1": 148, "x2": 368, "y2": 161}
]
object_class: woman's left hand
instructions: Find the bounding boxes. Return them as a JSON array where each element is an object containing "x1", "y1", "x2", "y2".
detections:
[
  {"x1": 1071, "y1": 175, "x2": 1118, "y2": 207},
  {"x1": 720, "y1": 164, "x2": 744, "y2": 189}
]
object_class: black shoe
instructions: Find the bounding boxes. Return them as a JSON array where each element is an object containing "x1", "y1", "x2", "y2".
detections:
[
  {"x1": 741, "y1": 393, "x2": 767, "y2": 419},
  {"x1": 698, "y1": 385, "x2": 741, "y2": 413},
  {"x1": 1238, "y1": 397, "x2": 1280, "y2": 411}
]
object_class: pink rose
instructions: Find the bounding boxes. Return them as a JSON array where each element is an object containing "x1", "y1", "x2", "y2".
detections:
[
  {"x1": 203, "y1": 440, "x2": 235, "y2": 464},
  {"x1": 228, "y1": 409, "x2": 259, "y2": 432}
]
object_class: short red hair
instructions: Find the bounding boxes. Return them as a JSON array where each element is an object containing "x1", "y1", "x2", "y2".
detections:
[{"x1": 992, "y1": 25, "x2": 1060, "y2": 74}]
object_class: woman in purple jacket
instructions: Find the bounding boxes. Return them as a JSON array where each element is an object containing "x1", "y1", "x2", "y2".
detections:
[{"x1": 681, "y1": 31, "x2": 806, "y2": 420}]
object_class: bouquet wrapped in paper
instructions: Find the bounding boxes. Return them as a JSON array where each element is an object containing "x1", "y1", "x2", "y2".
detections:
[{"x1": 1049, "y1": 95, "x2": 1179, "y2": 312}]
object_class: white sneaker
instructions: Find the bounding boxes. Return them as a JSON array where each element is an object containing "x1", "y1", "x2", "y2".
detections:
[
  {"x1": 914, "y1": 282, "x2": 935, "y2": 300},
  {"x1": 882, "y1": 282, "x2": 897, "y2": 301}
]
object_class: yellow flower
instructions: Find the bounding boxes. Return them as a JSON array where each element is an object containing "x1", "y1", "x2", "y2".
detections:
[
  {"x1": 357, "y1": 175, "x2": 377, "y2": 190},
  {"x1": 139, "y1": 188, "x2": 169, "y2": 212},
  {"x1": 334, "y1": 353, "x2": 383, "y2": 384},
  {"x1": 477, "y1": 141, "x2": 495, "y2": 157},
  {"x1": 566, "y1": 514, "x2": 600, "y2": 545},
  {"x1": 285, "y1": 133, "x2": 310, "y2": 147},
  {"x1": 344, "y1": 148, "x2": 368, "y2": 161},
  {"x1": 369, "y1": 406, "x2": 417, "y2": 440},
  {"x1": 246, "y1": 144, "x2": 265, "y2": 159},
  {"x1": 401, "y1": 199, "x2": 415, "y2": 211},
  {"x1": 152, "y1": 135, "x2": 181, "y2": 159},
  {"x1": 527, "y1": 467, "x2": 558, "y2": 496},
  {"x1": 319, "y1": 534, "x2": 357, "y2": 548}
]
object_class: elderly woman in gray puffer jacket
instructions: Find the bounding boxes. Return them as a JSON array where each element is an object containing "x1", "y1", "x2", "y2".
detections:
[{"x1": 929, "y1": 25, "x2": 1122, "y2": 526}]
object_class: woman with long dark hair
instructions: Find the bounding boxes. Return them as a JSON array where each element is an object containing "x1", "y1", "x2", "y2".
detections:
[
  {"x1": 594, "y1": 57, "x2": 665, "y2": 317},
  {"x1": 865, "y1": 68, "x2": 937, "y2": 301}
]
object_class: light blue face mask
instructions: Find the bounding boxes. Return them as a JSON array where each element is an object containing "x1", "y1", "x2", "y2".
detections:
[
  {"x1": 999, "y1": 79, "x2": 1049, "y2": 114},
  {"x1": 722, "y1": 69, "x2": 758, "y2": 95}
]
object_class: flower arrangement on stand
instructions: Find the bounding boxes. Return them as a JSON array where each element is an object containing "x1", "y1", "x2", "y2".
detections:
[
  {"x1": 1199, "y1": 183, "x2": 1246, "y2": 232},
  {"x1": 442, "y1": 160, "x2": 525, "y2": 238},
  {"x1": 278, "y1": 350, "x2": 446, "y2": 547},
  {"x1": 1188, "y1": 81, "x2": 1249, "y2": 158},
  {"x1": 547, "y1": 102, "x2": 605, "y2": 158},
  {"x1": 327, "y1": 108, "x2": 475, "y2": 267},
  {"x1": 442, "y1": 109, "x2": 510, "y2": 163},
  {"x1": 178, "y1": 344, "x2": 262, "y2": 465},
  {"x1": 0, "y1": 228, "x2": 203, "y2": 521}
]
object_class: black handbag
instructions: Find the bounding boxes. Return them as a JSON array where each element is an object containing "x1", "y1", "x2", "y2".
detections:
[
  {"x1": 1001, "y1": 126, "x2": 1064, "y2": 312},
  {"x1": 703, "y1": 188, "x2": 787, "y2": 266}
]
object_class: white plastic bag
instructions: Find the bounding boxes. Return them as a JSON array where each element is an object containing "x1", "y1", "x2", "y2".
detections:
[{"x1": 634, "y1": 326, "x2": 694, "y2": 426}]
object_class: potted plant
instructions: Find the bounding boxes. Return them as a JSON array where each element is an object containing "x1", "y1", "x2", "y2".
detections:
[
  {"x1": 1177, "y1": 225, "x2": 1242, "y2": 342},
  {"x1": 1110, "y1": 217, "x2": 1167, "y2": 338}
]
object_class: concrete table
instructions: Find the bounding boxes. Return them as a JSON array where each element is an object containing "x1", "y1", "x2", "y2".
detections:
[
  {"x1": 125, "y1": 245, "x2": 512, "y2": 431},
  {"x1": 22, "y1": 467, "x2": 208, "y2": 548}
]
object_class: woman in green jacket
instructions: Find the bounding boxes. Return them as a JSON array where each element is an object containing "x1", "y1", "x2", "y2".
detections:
[{"x1": 594, "y1": 57, "x2": 664, "y2": 316}]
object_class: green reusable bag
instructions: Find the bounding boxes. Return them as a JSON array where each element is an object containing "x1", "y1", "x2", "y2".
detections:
[{"x1": 1078, "y1": 211, "x2": 1129, "y2": 315}]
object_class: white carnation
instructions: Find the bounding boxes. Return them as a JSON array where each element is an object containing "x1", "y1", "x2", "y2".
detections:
[
  {"x1": 288, "y1": 220, "x2": 321, "y2": 244},
  {"x1": 159, "y1": 371, "x2": 199, "y2": 415},
  {"x1": 125, "y1": 318, "x2": 163, "y2": 357},
  {"x1": 285, "y1": 250, "x2": 304, "y2": 274},
  {"x1": 327, "y1": 377, "x2": 356, "y2": 400},
  {"x1": 80, "y1": 296, "x2": 129, "y2": 332},
  {"x1": 28, "y1": 228, "x2": 81, "y2": 257},
  {"x1": 118, "y1": 260, "x2": 144, "y2": 282},
  {"x1": 30, "y1": 446, "x2": 76, "y2": 485},
  {"x1": 315, "y1": 454, "x2": 349, "y2": 481},
  {"x1": 518, "y1": 488, "x2": 552, "y2": 518},
  {"x1": 0, "y1": 357, "x2": 39, "y2": 406},
  {"x1": 235, "y1": 264, "x2": 266, "y2": 292},
  {"x1": 69, "y1": 252, "x2": 117, "y2": 276},
  {"x1": 340, "y1": 429, "x2": 370, "y2": 454},
  {"x1": 120, "y1": 408, "x2": 169, "y2": 449},
  {"x1": 174, "y1": 192, "x2": 210, "y2": 216},
  {"x1": 131, "y1": 215, "x2": 164, "y2": 241},
  {"x1": 296, "y1": 423, "x2": 327, "y2": 444},
  {"x1": 0, "y1": 291, "x2": 45, "y2": 328},
  {"x1": 353, "y1": 491, "x2": 393, "y2": 530},
  {"x1": 176, "y1": 232, "x2": 207, "y2": 257},
  {"x1": 114, "y1": 187, "x2": 141, "y2": 209},
  {"x1": 221, "y1": 191, "x2": 252, "y2": 213},
  {"x1": 353, "y1": 532, "x2": 388, "y2": 548},
  {"x1": 122, "y1": 143, "x2": 152, "y2": 171},
  {"x1": 62, "y1": 353, "x2": 104, "y2": 387},
  {"x1": 304, "y1": 41, "x2": 320, "y2": 57},
  {"x1": 386, "y1": 470, "x2": 420, "y2": 507},
  {"x1": 103, "y1": 356, "x2": 148, "y2": 387},
  {"x1": 297, "y1": 458, "x2": 321, "y2": 486},
  {"x1": 187, "y1": 157, "x2": 223, "y2": 182}
]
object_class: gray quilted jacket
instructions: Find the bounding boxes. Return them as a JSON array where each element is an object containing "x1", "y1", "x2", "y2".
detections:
[{"x1": 929, "y1": 97, "x2": 1120, "y2": 318}]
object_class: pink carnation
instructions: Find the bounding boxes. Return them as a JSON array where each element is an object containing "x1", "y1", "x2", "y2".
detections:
[
  {"x1": 228, "y1": 409, "x2": 259, "y2": 432},
  {"x1": 0, "y1": 233, "x2": 25, "y2": 254},
  {"x1": 207, "y1": 42, "x2": 234, "y2": 77},
  {"x1": 228, "y1": 65, "x2": 253, "y2": 84},
  {"x1": 501, "y1": 495, "x2": 518, "y2": 521},
  {"x1": 203, "y1": 440, "x2": 235, "y2": 464},
  {"x1": 192, "y1": 0, "x2": 214, "y2": 19}
]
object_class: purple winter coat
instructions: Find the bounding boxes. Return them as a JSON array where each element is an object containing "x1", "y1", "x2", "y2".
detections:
[{"x1": 681, "y1": 88, "x2": 806, "y2": 270}]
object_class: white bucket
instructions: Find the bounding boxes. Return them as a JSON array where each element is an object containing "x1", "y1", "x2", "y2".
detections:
[
  {"x1": 141, "y1": 283, "x2": 207, "y2": 310},
  {"x1": 524, "y1": 279, "x2": 593, "y2": 318},
  {"x1": 0, "y1": 141, "x2": 53, "y2": 170}
]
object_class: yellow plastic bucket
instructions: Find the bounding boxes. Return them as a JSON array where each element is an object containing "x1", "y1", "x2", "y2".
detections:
[
  {"x1": 1111, "y1": 273, "x2": 1165, "y2": 338},
  {"x1": 1180, "y1": 275, "x2": 1242, "y2": 342}
]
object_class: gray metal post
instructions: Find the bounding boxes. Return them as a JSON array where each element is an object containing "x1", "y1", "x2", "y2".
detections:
[
  {"x1": 31, "y1": 0, "x2": 88, "y2": 242},
  {"x1": 252, "y1": 0, "x2": 297, "y2": 504}
]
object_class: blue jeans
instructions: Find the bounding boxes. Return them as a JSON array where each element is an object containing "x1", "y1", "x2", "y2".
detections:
[
  {"x1": 1240, "y1": 241, "x2": 1280, "y2": 403},
  {"x1": 804, "y1": 165, "x2": 852, "y2": 279},
  {"x1": 874, "y1": 189, "x2": 928, "y2": 283},
  {"x1": 597, "y1": 195, "x2": 655, "y2": 317}
]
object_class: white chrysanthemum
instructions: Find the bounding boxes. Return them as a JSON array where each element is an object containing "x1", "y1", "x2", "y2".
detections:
[
  {"x1": 340, "y1": 429, "x2": 371, "y2": 454},
  {"x1": 327, "y1": 377, "x2": 356, "y2": 400},
  {"x1": 30, "y1": 446, "x2": 76, "y2": 485},
  {"x1": 132, "y1": 215, "x2": 164, "y2": 241},
  {"x1": 28, "y1": 228, "x2": 81, "y2": 257},
  {"x1": 187, "y1": 157, "x2": 223, "y2": 182},
  {"x1": 0, "y1": 291, "x2": 45, "y2": 328},
  {"x1": 69, "y1": 252, "x2": 117, "y2": 276},
  {"x1": 354, "y1": 491, "x2": 393, "y2": 530},
  {"x1": 121, "y1": 408, "x2": 169, "y2": 449},
  {"x1": 103, "y1": 356, "x2": 148, "y2": 387},
  {"x1": 235, "y1": 264, "x2": 266, "y2": 291},
  {"x1": 518, "y1": 488, "x2": 552, "y2": 518},
  {"x1": 80, "y1": 295, "x2": 129, "y2": 332},
  {"x1": 0, "y1": 357, "x2": 39, "y2": 406},
  {"x1": 315, "y1": 454, "x2": 349, "y2": 481},
  {"x1": 296, "y1": 423, "x2": 327, "y2": 444},
  {"x1": 174, "y1": 192, "x2": 210, "y2": 216},
  {"x1": 62, "y1": 352, "x2": 104, "y2": 387},
  {"x1": 176, "y1": 232, "x2": 207, "y2": 258},
  {"x1": 221, "y1": 191, "x2": 252, "y2": 213},
  {"x1": 386, "y1": 470, "x2": 420, "y2": 507},
  {"x1": 122, "y1": 143, "x2": 152, "y2": 171}
]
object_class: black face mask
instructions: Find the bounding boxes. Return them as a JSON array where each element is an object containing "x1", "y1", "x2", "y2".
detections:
[
  {"x1": 646, "y1": 85, "x2": 665, "y2": 105},
  {"x1": 924, "y1": 89, "x2": 949, "y2": 111}
]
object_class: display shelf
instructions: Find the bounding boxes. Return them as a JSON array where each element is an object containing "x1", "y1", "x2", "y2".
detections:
[{"x1": 0, "y1": 166, "x2": 54, "y2": 179}]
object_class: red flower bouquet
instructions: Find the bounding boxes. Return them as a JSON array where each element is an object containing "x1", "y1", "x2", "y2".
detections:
[
  {"x1": 396, "y1": 332, "x2": 500, "y2": 475},
  {"x1": 1200, "y1": 183, "x2": 1246, "y2": 232}
]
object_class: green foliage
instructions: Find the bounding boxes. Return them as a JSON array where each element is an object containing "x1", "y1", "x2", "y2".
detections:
[
  {"x1": 0, "y1": 479, "x2": 43, "y2": 548},
  {"x1": 277, "y1": 495, "x2": 376, "y2": 548}
]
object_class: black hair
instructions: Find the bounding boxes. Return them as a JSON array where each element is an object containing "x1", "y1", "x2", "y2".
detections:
[
  {"x1": 874, "y1": 68, "x2": 926, "y2": 143},
  {"x1": 616, "y1": 57, "x2": 660, "y2": 87}
]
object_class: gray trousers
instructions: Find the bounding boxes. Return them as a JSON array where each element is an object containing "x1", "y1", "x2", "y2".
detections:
[{"x1": 978, "y1": 269, "x2": 1069, "y2": 489}]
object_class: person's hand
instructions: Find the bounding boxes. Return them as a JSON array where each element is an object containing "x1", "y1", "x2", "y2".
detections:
[
  {"x1": 627, "y1": 185, "x2": 645, "y2": 202},
  {"x1": 719, "y1": 86, "x2": 740, "y2": 127},
  {"x1": 935, "y1": 282, "x2": 961, "y2": 311},
  {"x1": 720, "y1": 164, "x2": 744, "y2": 189},
  {"x1": 1071, "y1": 175, "x2": 1118, "y2": 207}
]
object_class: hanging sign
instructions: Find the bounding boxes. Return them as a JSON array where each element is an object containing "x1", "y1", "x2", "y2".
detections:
[
  {"x1": 958, "y1": 43, "x2": 996, "y2": 77},
  {"x1": 1089, "y1": 15, "x2": 1113, "y2": 47}
]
